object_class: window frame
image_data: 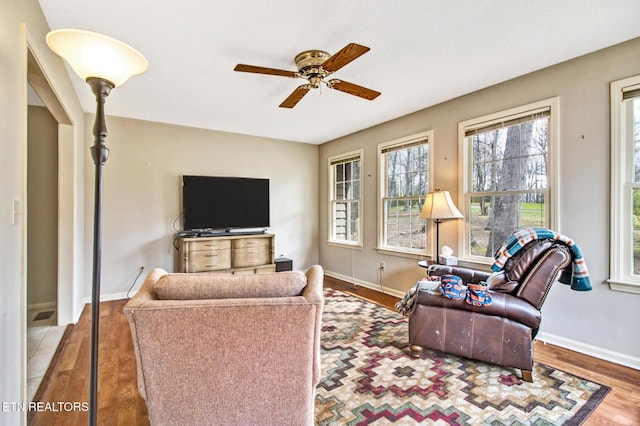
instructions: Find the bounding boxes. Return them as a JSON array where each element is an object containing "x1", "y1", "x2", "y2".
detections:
[
  {"x1": 609, "y1": 75, "x2": 640, "y2": 294},
  {"x1": 328, "y1": 149, "x2": 363, "y2": 248},
  {"x1": 377, "y1": 130, "x2": 434, "y2": 257},
  {"x1": 458, "y1": 98, "x2": 559, "y2": 265}
]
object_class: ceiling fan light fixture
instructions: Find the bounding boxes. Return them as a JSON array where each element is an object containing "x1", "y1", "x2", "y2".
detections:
[
  {"x1": 234, "y1": 42, "x2": 380, "y2": 108},
  {"x1": 294, "y1": 50, "x2": 331, "y2": 72}
]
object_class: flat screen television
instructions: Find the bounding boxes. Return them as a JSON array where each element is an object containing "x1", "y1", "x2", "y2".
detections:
[{"x1": 181, "y1": 175, "x2": 270, "y2": 232}]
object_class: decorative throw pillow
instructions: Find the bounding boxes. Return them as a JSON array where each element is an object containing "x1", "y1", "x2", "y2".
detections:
[
  {"x1": 439, "y1": 274, "x2": 466, "y2": 300},
  {"x1": 154, "y1": 271, "x2": 307, "y2": 300},
  {"x1": 466, "y1": 282, "x2": 493, "y2": 306}
]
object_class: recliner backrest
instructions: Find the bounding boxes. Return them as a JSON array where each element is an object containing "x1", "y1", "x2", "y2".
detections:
[{"x1": 504, "y1": 239, "x2": 554, "y2": 282}]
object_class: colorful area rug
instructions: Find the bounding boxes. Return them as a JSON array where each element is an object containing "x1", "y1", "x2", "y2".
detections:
[{"x1": 315, "y1": 289, "x2": 609, "y2": 425}]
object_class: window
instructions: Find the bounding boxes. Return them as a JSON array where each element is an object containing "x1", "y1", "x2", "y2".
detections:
[
  {"x1": 328, "y1": 150, "x2": 362, "y2": 246},
  {"x1": 610, "y1": 75, "x2": 640, "y2": 294},
  {"x1": 459, "y1": 98, "x2": 558, "y2": 263},
  {"x1": 378, "y1": 131, "x2": 432, "y2": 254}
]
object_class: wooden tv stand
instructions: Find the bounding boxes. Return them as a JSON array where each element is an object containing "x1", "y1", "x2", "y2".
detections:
[{"x1": 177, "y1": 233, "x2": 275, "y2": 274}]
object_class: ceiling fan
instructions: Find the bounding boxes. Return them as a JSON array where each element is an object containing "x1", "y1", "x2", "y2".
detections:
[{"x1": 234, "y1": 43, "x2": 381, "y2": 108}]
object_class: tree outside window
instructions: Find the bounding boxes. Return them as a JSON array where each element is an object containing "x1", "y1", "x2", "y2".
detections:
[
  {"x1": 461, "y1": 99, "x2": 557, "y2": 261},
  {"x1": 630, "y1": 98, "x2": 640, "y2": 275},
  {"x1": 378, "y1": 133, "x2": 431, "y2": 254}
]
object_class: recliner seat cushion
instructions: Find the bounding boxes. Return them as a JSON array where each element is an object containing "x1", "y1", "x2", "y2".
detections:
[{"x1": 154, "y1": 271, "x2": 307, "y2": 300}]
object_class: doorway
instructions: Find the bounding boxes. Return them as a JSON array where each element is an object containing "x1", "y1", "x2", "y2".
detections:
[{"x1": 25, "y1": 46, "x2": 74, "y2": 401}]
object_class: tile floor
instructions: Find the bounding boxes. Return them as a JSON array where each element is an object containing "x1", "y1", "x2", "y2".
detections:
[{"x1": 27, "y1": 308, "x2": 67, "y2": 402}]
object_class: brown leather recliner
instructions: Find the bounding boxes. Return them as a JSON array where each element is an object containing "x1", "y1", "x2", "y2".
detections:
[{"x1": 408, "y1": 239, "x2": 571, "y2": 382}]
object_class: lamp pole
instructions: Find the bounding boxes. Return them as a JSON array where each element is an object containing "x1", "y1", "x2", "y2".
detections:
[
  {"x1": 434, "y1": 218, "x2": 442, "y2": 265},
  {"x1": 87, "y1": 77, "x2": 114, "y2": 426},
  {"x1": 46, "y1": 28, "x2": 147, "y2": 425}
]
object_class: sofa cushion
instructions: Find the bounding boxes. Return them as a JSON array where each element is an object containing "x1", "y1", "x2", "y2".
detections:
[{"x1": 154, "y1": 271, "x2": 307, "y2": 300}]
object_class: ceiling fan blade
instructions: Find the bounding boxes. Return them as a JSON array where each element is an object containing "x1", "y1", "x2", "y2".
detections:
[
  {"x1": 329, "y1": 80, "x2": 381, "y2": 100},
  {"x1": 279, "y1": 85, "x2": 311, "y2": 108},
  {"x1": 321, "y1": 43, "x2": 370, "y2": 73},
  {"x1": 234, "y1": 64, "x2": 298, "y2": 78}
]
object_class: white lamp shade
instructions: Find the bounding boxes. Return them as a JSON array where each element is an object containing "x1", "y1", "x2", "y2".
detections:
[
  {"x1": 419, "y1": 190, "x2": 463, "y2": 220},
  {"x1": 46, "y1": 29, "x2": 148, "y2": 87}
]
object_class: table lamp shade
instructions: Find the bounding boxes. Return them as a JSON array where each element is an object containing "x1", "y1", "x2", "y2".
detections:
[
  {"x1": 46, "y1": 29, "x2": 148, "y2": 87},
  {"x1": 419, "y1": 190, "x2": 463, "y2": 220}
]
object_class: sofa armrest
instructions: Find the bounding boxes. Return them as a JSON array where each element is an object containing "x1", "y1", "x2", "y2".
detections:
[{"x1": 302, "y1": 265, "x2": 324, "y2": 386}]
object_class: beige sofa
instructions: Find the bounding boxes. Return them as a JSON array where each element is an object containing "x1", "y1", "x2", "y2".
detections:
[{"x1": 124, "y1": 265, "x2": 324, "y2": 425}]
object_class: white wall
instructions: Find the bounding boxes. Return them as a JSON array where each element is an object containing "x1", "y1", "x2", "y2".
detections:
[
  {"x1": 319, "y1": 37, "x2": 640, "y2": 364},
  {"x1": 1, "y1": 0, "x2": 86, "y2": 423},
  {"x1": 82, "y1": 116, "x2": 319, "y2": 298},
  {"x1": 27, "y1": 105, "x2": 58, "y2": 307}
]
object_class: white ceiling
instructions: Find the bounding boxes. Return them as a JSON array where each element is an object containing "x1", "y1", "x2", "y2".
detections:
[{"x1": 38, "y1": 0, "x2": 640, "y2": 145}]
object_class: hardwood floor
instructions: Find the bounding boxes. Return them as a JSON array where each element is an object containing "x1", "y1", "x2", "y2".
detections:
[{"x1": 30, "y1": 276, "x2": 640, "y2": 425}]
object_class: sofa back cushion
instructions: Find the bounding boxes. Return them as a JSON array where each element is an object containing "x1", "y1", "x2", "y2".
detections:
[{"x1": 154, "y1": 271, "x2": 307, "y2": 300}]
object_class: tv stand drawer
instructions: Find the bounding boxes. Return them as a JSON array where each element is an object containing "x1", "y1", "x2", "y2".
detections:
[
  {"x1": 185, "y1": 239, "x2": 231, "y2": 251},
  {"x1": 186, "y1": 249, "x2": 231, "y2": 272},
  {"x1": 233, "y1": 246, "x2": 271, "y2": 268},
  {"x1": 234, "y1": 237, "x2": 270, "y2": 249}
]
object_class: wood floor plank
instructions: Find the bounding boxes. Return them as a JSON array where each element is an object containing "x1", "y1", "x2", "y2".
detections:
[{"x1": 29, "y1": 277, "x2": 639, "y2": 425}]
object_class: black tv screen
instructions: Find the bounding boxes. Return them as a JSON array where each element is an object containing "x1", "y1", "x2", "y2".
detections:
[{"x1": 182, "y1": 175, "x2": 270, "y2": 231}]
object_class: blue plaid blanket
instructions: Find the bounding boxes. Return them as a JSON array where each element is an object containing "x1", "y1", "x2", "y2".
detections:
[{"x1": 491, "y1": 228, "x2": 591, "y2": 291}]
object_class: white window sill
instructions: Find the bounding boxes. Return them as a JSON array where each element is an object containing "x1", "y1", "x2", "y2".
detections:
[
  {"x1": 327, "y1": 240, "x2": 363, "y2": 250},
  {"x1": 375, "y1": 247, "x2": 426, "y2": 260},
  {"x1": 607, "y1": 279, "x2": 640, "y2": 295}
]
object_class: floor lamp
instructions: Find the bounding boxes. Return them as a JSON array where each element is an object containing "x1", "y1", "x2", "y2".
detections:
[
  {"x1": 46, "y1": 29, "x2": 147, "y2": 426},
  {"x1": 419, "y1": 189, "x2": 463, "y2": 264}
]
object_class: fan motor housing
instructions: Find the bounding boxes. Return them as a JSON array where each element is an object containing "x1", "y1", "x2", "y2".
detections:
[{"x1": 295, "y1": 50, "x2": 330, "y2": 73}]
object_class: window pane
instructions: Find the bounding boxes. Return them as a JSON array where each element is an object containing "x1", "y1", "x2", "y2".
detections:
[
  {"x1": 634, "y1": 188, "x2": 640, "y2": 275},
  {"x1": 471, "y1": 117, "x2": 548, "y2": 192},
  {"x1": 468, "y1": 194, "x2": 545, "y2": 257},
  {"x1": 467, "y1": 111, "x2": 549, "y2": 259},
  {"x1": 330, "y1": 155, "x2": 361, "y2": 244},
  {"x1": 633, "y1": 99, "x2": 640, "y2": 183},
  {"x1": 332, "y1": 201, "x2": 347, "y2": 240},
  {"x1": 384, "y1": 198, "x2": 425, "y2": 249},
  {"x1": 382, "y1": 140, "x2": 429, "y2": 250},
  {"x1": 335, "y1": 182, "x2": 345, "y2": 200}
]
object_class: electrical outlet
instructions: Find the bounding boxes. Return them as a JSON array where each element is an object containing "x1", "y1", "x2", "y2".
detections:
[
  {"x1": 379, "y1": 262, "x2": 385, "y2": 271},
  {"x1": 11, "y1": 200, "x2": 21, "y2": 225}
]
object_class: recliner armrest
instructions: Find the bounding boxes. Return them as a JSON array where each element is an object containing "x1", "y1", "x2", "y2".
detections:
[
  {"x1": 427, "y1": 264, "x2": 491, "y2": 284},
  {"x1": 414, "y1": 289, "x2": 541, "y2": 330}
]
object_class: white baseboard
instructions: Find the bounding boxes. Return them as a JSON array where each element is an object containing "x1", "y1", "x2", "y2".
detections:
[
  {"x1": 27, "y1": 301, "x2": 56, "y2": 311},
  {"x1": 324, "y1": 270, "x2": 406, "y2": 299},
  {"x1": 82, "y1": 292, "x2": 130, "y2": 305},
  {"x1": 536, "y1": 331, "x2": 640, "y2": 371}
]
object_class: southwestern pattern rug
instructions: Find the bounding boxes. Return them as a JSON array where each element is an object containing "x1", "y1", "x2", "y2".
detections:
[{"x1": 315, "y1": 289, "x2": 610, "y2": 425}]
